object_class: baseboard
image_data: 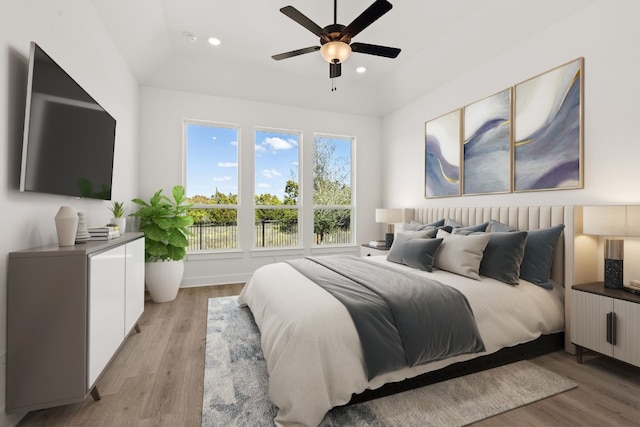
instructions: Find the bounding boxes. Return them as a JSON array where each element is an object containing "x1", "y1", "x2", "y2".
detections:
[{"x1": 180, "y1": 273, "x2": 251, "y2": 288}]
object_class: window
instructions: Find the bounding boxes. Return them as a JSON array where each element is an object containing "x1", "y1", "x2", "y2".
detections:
[
  {"x1": 184, "y1": 121, "x2": 239, "y2": 251},
  {"x1": 313, "y1": 135, "x2": 354, "y2": 246},
  {"x1": 254, "y1": 129, "x2": 300, "y2": 248}
]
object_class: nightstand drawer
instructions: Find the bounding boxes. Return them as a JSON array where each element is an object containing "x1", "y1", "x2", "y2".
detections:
[{"x1": 360, "y1": 244, "x2": 389, "y2": 257}]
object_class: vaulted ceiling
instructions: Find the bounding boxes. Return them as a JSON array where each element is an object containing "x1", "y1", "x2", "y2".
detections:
[{"x1": 91, "y1": 0, "x2": 595, "y2": 116}]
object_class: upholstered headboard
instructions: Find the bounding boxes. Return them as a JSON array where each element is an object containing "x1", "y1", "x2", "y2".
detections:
[{"x1": 409, "y1": 205, "x2": 582, "y2": 352}]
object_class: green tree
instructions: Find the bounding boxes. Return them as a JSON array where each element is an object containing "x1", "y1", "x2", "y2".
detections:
[
  {"x1": 313, "y1": 137, "x2": 351, "y2": 243},
  {"x1": 187, "y1": 190, "x2": 238, "y2": 224}
]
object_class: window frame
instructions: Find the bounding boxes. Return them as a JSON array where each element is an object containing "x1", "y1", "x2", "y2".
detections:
[
  {"x1": 312, "y1": 133, "x2": 356, "y2": 248},
  {"x1": 253, "y1": 127, "x2": 303, "y2": 250},
  {"x1": 183, "y1": 119, "x2": 241, "y2": 253}
]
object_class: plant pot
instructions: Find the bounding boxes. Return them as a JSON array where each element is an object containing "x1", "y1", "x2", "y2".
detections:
[
  {"x1": 111, "y1": 217, "x2": 127, "y2": 234},
  {"x1": 145, "y1": 260, "x2": 184, "y2": 303}
]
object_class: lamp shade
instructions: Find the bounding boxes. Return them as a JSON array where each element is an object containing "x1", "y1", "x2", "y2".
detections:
[
  {"x1": 320, "y1": 41, "x2": 352, "y2": 64},
  {"x1": 583, "y1": 205, "x2": 640, "y2": 237},
  {"x1": 375, "y1": 208, "x2": 404, "y2": 224}
]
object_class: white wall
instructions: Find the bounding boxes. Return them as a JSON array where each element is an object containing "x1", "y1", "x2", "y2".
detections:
[
  {"x1": 0, "y1": 1, "x2": 140, "y2": 424},
  {"x1": 380, "y1": 0, "x2": 640, "y2": 282},
  {"x1": 139, "y1": 87, "x2": 383, "y2": 285}
]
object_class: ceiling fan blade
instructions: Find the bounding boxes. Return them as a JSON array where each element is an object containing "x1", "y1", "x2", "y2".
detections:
[
  {"x1": 330, "y1": 62, "x2": 342, "y2": 78},
  {"x1": 272, "y1": 46, "x2": 320, "y2": 61},
  {"x1": 280, "y1": 6, "x2": 330, "y2": 41},
  {"x1": 342, "y1": 0, "x2": 393, "y2": 39},
  {"x1": 351, "y1": 42, "x2": 400, "y2": 58}
]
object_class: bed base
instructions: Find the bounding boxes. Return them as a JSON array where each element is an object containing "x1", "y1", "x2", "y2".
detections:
[{"x1": 347, "y1": 332, "x2": 564, "y2": 405}]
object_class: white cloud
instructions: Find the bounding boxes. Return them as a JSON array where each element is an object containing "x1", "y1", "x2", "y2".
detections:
[
  {"x1": 262, "y1": 137, "x2": 296, "y2": 150},
  {"x1": 217, "y1": 161, "x2": 238, "y2": 167},
  {"x1": 230, "y1": 140, "x2": 238, "y2": 146},
  {"x1": 262, "y1": 168, "x2": 281, "y2": 179},
  {"x1": 257, "y1": 183, "x2": 271, "y2": 188},
  {"x1": 255, "y1": 144, "x2": 267, "y2": 152},
  {"x1": 212, "y1": 176, "x2": 232, "y2": 182}
]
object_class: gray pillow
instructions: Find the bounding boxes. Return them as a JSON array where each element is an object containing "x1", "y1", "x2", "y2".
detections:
[
  {"x1": 451, "y1": 222, "x2": 490, "y2": 235},
  {"x1": 479, "y1": 231, "x2": 528, "y2": 285},
  {"x1": 402, "y1": 218, "x2": 445, "y2": 231},
  {"x1": 520, "y1": 224, "x2": 565, "y2": 289},
  {"x1": 434, "y1": 230, "x2": 491, "y2": 280},
  {"x1": 488, "y1": 220, "x2": 517, "y2": 232},
  {"x1": 387, "y1": 233, "x2": 443, "y2": 271}
]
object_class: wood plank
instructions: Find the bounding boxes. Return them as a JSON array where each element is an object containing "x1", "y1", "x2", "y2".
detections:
[{"x1": 18, "y1": 282, "x2": 639, "y2": 426}]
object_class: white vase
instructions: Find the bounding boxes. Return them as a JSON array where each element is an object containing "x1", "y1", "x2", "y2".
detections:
[
  {"x1": 55, "y1": 206, "x2": 79, "y2": 247},
  {"x1": 145, "y1": 260, "x2": 184, "y2": 303},
  {"x1": 111, "y1": 217, "x2": 127, "y2": 234}
]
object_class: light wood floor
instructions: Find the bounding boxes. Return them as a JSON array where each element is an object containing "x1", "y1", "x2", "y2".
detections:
[{"x1": 18, "y1": 284, "x2": 640, "y2": 427}]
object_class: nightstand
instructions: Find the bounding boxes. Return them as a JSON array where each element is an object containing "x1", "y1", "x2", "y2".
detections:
[
  {"x1": 571, "y1": 282, "x2": 640, "y2": 367},
  {"x1": 360, "y1": 244, "x2": 390, "y2": 257}
]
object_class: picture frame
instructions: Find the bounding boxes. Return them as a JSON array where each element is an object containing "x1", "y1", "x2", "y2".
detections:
[
  {"x1": 463, "y1": 88, "x2": 512, "y2": 195},
  {"x1": 425, "y1": 109, "x2": 461, "y2": 198},
  {"x1": 513, "y1": 57, "x2": 584, "y2": 192}
]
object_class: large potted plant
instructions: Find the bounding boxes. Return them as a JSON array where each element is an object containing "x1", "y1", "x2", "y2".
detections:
[{"x1": 131, "y1": 185, "x2": 194, "y2": 303}]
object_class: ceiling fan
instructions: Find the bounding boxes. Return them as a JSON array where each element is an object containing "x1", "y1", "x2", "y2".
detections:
[{"x1": 272, "y1": 0, "x2": 401, "y2": 80}]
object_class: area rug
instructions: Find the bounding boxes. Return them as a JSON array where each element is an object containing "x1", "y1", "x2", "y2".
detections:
[{"x1": 202, "y1": 296, "x2": 577, "y2": 426}]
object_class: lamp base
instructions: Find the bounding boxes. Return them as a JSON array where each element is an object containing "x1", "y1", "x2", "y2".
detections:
[
  {"x1": 385, "y1": 233, "x2": 394, "y2": 248},
  {"x1": 604, "y1": 258, "x2": 623, "y2": 289}
]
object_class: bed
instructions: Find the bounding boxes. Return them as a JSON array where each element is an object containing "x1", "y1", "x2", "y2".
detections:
[{"x1": 238, "y1": 205, "x2": 579, "y2": 426}]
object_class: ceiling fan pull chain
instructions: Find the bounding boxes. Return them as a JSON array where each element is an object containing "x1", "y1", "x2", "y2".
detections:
[{"x1": 331, "y1": 78, "x2": 337, "y2": 92}]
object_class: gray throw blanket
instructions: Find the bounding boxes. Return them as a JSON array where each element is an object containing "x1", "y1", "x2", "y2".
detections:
[{"x1": 286, "y1": 255, "x2": 485, "y2": 380}]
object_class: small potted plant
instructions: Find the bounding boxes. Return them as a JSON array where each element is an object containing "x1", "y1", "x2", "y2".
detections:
[
  {"x1": 130, "y1": 185, "x2": 194, "y2": 303},
  {"x1": 109, "y1": 201, "x2": 127, "y2": 234}
]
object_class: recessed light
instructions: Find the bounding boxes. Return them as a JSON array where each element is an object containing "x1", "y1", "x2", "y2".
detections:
[
  {"x1": 356, "y1": 66, "x2": 367, "y2": 73},
  {"x1": 208, "y1": 37, "x2": 221, "y2": 46}
]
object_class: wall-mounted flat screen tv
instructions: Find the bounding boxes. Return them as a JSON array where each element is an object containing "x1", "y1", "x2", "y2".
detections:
[{"x1": 20, "y1": 42, "x2": 116, "y2": 200}]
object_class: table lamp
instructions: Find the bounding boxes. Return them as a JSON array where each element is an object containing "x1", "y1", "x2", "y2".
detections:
[
  {"x1": 583, "y1": 205, "x2": 640, "y2": 289},
  {"x1": 375, "y1": 208, "x2": 404, "y2": 247}
]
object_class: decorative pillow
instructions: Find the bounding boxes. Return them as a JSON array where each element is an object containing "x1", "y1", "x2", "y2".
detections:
[
  {"x1": 387, "y1": 233, "x2": 443, "y2": 271},
  {"x1": 402, "y1": 218, "x2": 445, "y2": 231},
  {"x1": 445, "y1": 218, "x2": 462, "y2": 228},
  {"x1": 451, "y1": 222, "x2": 490, "y2": 235},
  {"x1": 520, "y1": 224, "x2": 565, "y2": 289},
  {"x1": 397, "y1": 229, "x2": 435, "y2": 239},
  {"x1": 488, "y1": 220, "x2": 517, "y2": 232},
  {"x1": 434, "y1": 230, "x2": 491, "y2": 280},
  {"x1": 479, "y1": 231, "x2": 528, "y2": 285}
]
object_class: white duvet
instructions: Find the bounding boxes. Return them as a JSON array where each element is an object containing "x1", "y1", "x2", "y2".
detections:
[{"x1": 238, "y1": 256, "x2": 564, "y2": 427}]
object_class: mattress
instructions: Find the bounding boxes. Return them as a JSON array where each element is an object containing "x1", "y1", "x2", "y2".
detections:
[{"x1": 238, "y1": 255, "x2": 564, "y2": 426}]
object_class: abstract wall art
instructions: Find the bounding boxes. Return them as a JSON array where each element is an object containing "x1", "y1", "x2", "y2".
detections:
[
  {"x1": 513, "y1": 58, "x2": 584, "y2": 192},
  {"x1": 425, "y1": 109, "x2": 461, "y2": 198},
  {"x1": 463, "y1": 88, "x2": 512, "y2": 195}
]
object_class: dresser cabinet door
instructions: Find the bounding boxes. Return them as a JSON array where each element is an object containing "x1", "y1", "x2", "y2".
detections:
[
  {"x1": 124, "y1": 238, "x2": 145, "y2": 333},
  {"x1": 88, "y1": 246, "x2": 126, "y2": 387}
]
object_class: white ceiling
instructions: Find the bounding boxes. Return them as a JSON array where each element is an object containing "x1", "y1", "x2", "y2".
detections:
[{"x1": 90, "y1": 0, "x2": 595, "y2": 117}]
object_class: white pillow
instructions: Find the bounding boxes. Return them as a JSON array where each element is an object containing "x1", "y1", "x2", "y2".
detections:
[
  {"x1": 434, "y1": 229, "x2": 491, "y2": 280},
  {"x1": 397, "y1": 229, "x2": 437, "y2": 239}
]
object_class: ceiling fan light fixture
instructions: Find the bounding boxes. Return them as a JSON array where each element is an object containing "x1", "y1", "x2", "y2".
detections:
[{"x1": 320, "y1": 41, "x2": 352, "y2": 64}]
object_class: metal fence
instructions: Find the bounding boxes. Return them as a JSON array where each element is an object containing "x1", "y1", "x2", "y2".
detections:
[{"x1": 187, "y1": 221, "x2": 351, "y2": 251}]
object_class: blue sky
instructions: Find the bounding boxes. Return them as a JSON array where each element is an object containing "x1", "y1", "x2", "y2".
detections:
[
  {"x1": 186, "y1": 123, "x2": 350, "y2": 200},
  {"x1": 186, "y1": 123, "x2": 239, "y2": 198}
]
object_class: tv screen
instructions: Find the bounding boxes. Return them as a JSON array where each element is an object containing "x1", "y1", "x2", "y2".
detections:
[{"x1": 20, "y1": 42, "x2": 116, "y2": 200}]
